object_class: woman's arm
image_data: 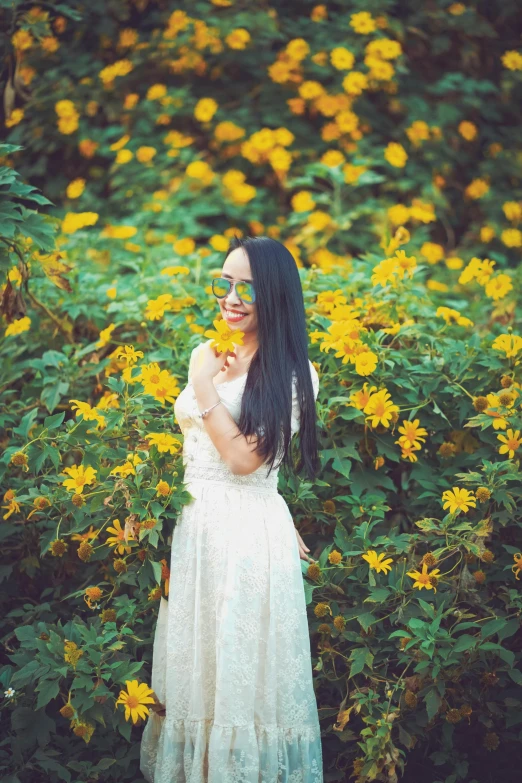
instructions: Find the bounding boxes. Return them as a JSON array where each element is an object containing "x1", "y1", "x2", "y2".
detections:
[
  {"x1": 192, "y1": 376, "x2": 265, "y2": 476},
  {"x1": 190, "y1": 343, "x2": 266, "y2": 476}
]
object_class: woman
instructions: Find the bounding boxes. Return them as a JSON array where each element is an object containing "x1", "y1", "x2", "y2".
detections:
[{"x1": 140, "y1": 235, "x2": 324, "y2": 783}]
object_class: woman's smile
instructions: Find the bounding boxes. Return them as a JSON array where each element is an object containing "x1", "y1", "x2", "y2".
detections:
[{"x1": 222, "y1": 306, "x2": 248, "y2": 323}]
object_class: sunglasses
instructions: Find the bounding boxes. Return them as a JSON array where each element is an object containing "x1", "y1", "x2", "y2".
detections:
[{"x1": 211, "y1": 277, "x2": 256, "y2": 305}]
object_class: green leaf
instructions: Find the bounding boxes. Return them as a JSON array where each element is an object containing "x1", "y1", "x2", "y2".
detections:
[
  {"x1": 36, "y1": 678, "x2": 60, "y2": 709},
  {"x1": 151, "y1": 560, "x2": 162, "y2": 585},
  {"x1": 333, "y1": 522, "x2": 351, "y2": 553},
  {"x1": 304, "y1": 581, "x2": 316, "y2": 605},
  {"x1": 357, "y1": 612, "x2": 377, "y2": 632},
  {"x1": 453, "y1": 634, "x2": 477, "y2": 652},
  {"x1": 13, "y1": 408, "x2": 39, "y2": 440},
  {"x1": 424, "y1": 689, "x2": 441, "y2": 720},
  {"x1": 364, "y1": 587, "x2": 390, "y2": 603},
  {"x1": 349, "y1": 647, "x2": 373, "y2": 678},
  {"x1": 97, "y1": 758, "x2": 117, "y2": 771},
  {"x1": 497, "y1": 619, "x2": 520, "y2": 642},
  {"x1": 43, "y1": 411, "x2": 65, "y2": 430}
]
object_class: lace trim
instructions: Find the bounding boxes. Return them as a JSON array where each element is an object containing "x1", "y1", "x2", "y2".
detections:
[{"x1": 184, "y1": 463, "x2": 279, "y2": 493}]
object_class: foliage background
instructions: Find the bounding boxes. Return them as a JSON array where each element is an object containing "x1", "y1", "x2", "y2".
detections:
[{"x1": 1, "y1": 1, "x2": 522, "y2": 782}]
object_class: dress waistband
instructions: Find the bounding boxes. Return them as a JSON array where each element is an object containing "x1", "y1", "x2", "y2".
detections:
[{"x1": 183, "y1": 464, "x2": 279, "y2": 495}]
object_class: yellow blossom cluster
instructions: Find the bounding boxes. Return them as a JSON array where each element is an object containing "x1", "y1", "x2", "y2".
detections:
[
  {"x1": 69, "y1": 399, "x2": 106, "y2": 430},
  {"x1": 310, "y1": 302, "x2": 382, "y2": 376},
  {"x1": 371, "y1": 249, "x2": 417, "y2": 287},
  {"x1": 55, "y1": 99, "x2": 79, "y2": 135},
  {"x1": 99, "y1": 58, "x2": 133, "y2": 86},
  {"x1": 241, "y1": 127, "x2": 295, "y2": 176},
  {"x1": 394, "y1": 418, "x2": 428, "y2": 463},
  {"x1": 221, "y1": 170, "x2": 256, "y2": 205},
  {"x1": 458, "y1": 257, "x2": 513, "y2": 301},
  {"x1": 61, "y1": 211, "x2": 99, "y2": 234},
  {"x1": 436, "y1": 307, "x2": 474, "y2": 328}
]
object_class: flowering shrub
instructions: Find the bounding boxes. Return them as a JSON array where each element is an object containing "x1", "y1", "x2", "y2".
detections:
[{"x1": 1, "y1": 2, "x2": 522, "y2": 782}]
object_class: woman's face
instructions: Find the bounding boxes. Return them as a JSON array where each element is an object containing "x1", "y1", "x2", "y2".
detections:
[{"x1": 218, "y1": 248, "x2": 258, "y2": 335}]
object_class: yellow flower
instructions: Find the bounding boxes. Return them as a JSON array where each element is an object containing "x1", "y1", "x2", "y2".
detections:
[
  {"x1": 116, "y1": 680, "x2": 156, "y2": 724},
  {"x1": 71, "y1": 525, "x2": 98, "y2": 542},
  {"x1": 141, "y1": 368, "x2": 180, "y2": 404},
  {"x1": 5, "y1": 108, "x2": 24, "y2": 127},
  {"x1": 110, "y1": 134, "x2": 131, "y2": 152},
  {"x1": 99, "y1": 58, "x2": 133, "y2": 85},
  {"x1": 225, "y1": 28, "x2": 251, "y2": 49},
  {"x1": 194, "y1": 98, "x2": 218, "y2": 123},
  {"x1": 136, "y1": 146, "x2": 156, "y2": 163},
  {"x1": 173, "y1": 237, "x2": 196, "y2": 255},
  {"x1": 441, "y1": 487, "x2": 477, "y2": 514},
  {"x1": 458, "y1": 121, "x2": 477, "y2": 141},
  {"x1": 114, "y1": 345, "x2": 144, "y2": 365},
  {"x1": 395, "y1": 419, "x2": 428, "y2": 449},
  {"x1": 330, "y1": 46, "x2": 355, "y2": 70},
  {"x1": 69, "y1": 400, "x2": 105, "y2": 427},
  {"x1": 116, "y1": 149, "x2": 133, "y2": 164},
  {"x1": 501, "y1": 50, "x2": 522, "y2": 71},
  {"x1": 2, "y1": 494, "x2": 21, "y2": 519},
  {"x1": 156, "y1": 480, "x2": 171, "y2": 496},
  {"x1": 161, "y1": 265, "x2": 190, "y2": 276},
  {"x1": 12, "y1": 29, "x2": 34, "y2": 51},
  {"x1": 146, "y1": 84, "x2": 167, "y2": 100},
  {"x1": 350, "y1": 11, "x2": 377, "y2": 34},
  {"x1": 106, "y1": 518, "x2": 134, "y2": 554},
  {"x1": 362, "y1": 550, "x2": 394, "y2": 574},
  {"x1": 61, "y1": 464, "x2": 97, "y2": 494},
  {"x1": 101, "y1": 225, "x2": 138, "y2": 239},
  {"x1": 511, "y1": 553, "x2": 522, "y2": 580},
  {"x1": 84, "y1": 586, "x2": 102, "y2": 608},
  {"x1": 363, "y1": 389, "x2": 400, "y2": 428},
  {"x1": 96, "y1": 323, "x2": 116, "y2": 348},
  {"x1": 64, "y1": 640, "x2": 83, "y2": 669},
  {"x1": 484, "y1": 273, "x2": 513, "y2": 301},
  {"x1": 291, "y1": 191, "x2": 316, "y2": 212},
  {"x1": 61, "y1": 211, "x2": 98, "y2": 234},
  {"x1": 502, "y1": 201, "x2": 522, "y2": 222},
  {"x1": 146, "y1": 433, "x2": 182, "y2": 454},
  {"x1": 384, "y1": 142, "x2": 408, "y2": 168},
  {"x1": 406, "y1": 562, "x2": 441, "y2": 592},
  {"x1": 491, "y1": 334, "x2": 522, "y2": 358},
  {"x1": 497, "y1": 429, "x2": 521, "y2": 459},
  {"x1": 342, "y1": 71, "x2": 368, "y2": 95},
  {"x1": 349, "y1": 382, "x2": 378, "y2": 410},
  {"x1": 5, "y1": 316, "x2": 31, "y2": 337},
  {"x1": 145, "y1": 294, "x2": 173, "y2": 321},
  {"x1": 66, "y1": 178, "x2": 85, "y2": 199},
  {"x1": 204, "y1": 319, "x2": 245, "y2": 353},
  {"x1": 465, "y1": 178, "x2": 489, "y2": 199},
  {"x1": 354, "y1": 350, "x2": 378, "y2": 376},
  {"x1": 110, "y1": 453, "x2": 144, "y2": 477}
]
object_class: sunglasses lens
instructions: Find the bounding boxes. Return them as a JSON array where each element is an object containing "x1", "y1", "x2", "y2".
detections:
[
  {"x1": 236, "y1": 282, "x2": 255, "y2": 304},
  {"x1": 212, "y1": 278, "x2": 231, "y2": 297}
]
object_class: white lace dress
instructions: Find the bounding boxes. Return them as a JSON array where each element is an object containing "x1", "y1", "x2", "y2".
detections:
[{"x1": 139, "y1": 347, "x2": 323, "y2": 783}]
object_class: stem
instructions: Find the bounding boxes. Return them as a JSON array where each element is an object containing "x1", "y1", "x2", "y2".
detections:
[{"x1": 26, "y1": 290, "x2": 74, "y2": 343}]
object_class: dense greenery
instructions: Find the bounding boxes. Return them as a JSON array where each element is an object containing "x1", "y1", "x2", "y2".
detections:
[{"x1": 1, "y1": 1, "x2": 521, "y2": 782}]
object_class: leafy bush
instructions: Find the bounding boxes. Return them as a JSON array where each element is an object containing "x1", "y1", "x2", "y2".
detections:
[{"x1": 1, "y1": 2, "x2": 521, "y2": 782}]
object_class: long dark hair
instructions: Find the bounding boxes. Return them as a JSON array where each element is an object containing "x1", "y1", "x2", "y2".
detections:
[{"x1": 225, "y1": 235, "x2": 320, "y2": 481}]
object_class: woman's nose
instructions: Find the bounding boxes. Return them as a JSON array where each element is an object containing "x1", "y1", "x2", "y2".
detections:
[{"x1": 225, "y1": 285, "x2": 242, "y2": 306}]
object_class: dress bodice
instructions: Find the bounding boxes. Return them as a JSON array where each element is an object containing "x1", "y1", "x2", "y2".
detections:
[{"x1": 173, "y1": 347, "x2": 319, "y2": 493}]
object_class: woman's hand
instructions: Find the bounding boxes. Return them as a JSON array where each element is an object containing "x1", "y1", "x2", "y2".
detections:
[
  {"x1": 295, "y1": 527, "x2": 314, "y2": 563},
  {"x1": 192, "y1": 340, "x2": 236, "y2": 385}
]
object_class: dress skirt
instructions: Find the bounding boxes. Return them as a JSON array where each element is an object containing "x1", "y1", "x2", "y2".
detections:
[{"x1": 139, "y1": 474, "x2": 323, "y2": 783}]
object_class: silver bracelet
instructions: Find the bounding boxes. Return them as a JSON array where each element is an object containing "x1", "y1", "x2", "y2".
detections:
[{"x1": 198, "y1": 400, "x2": 222, "y2": 419}]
